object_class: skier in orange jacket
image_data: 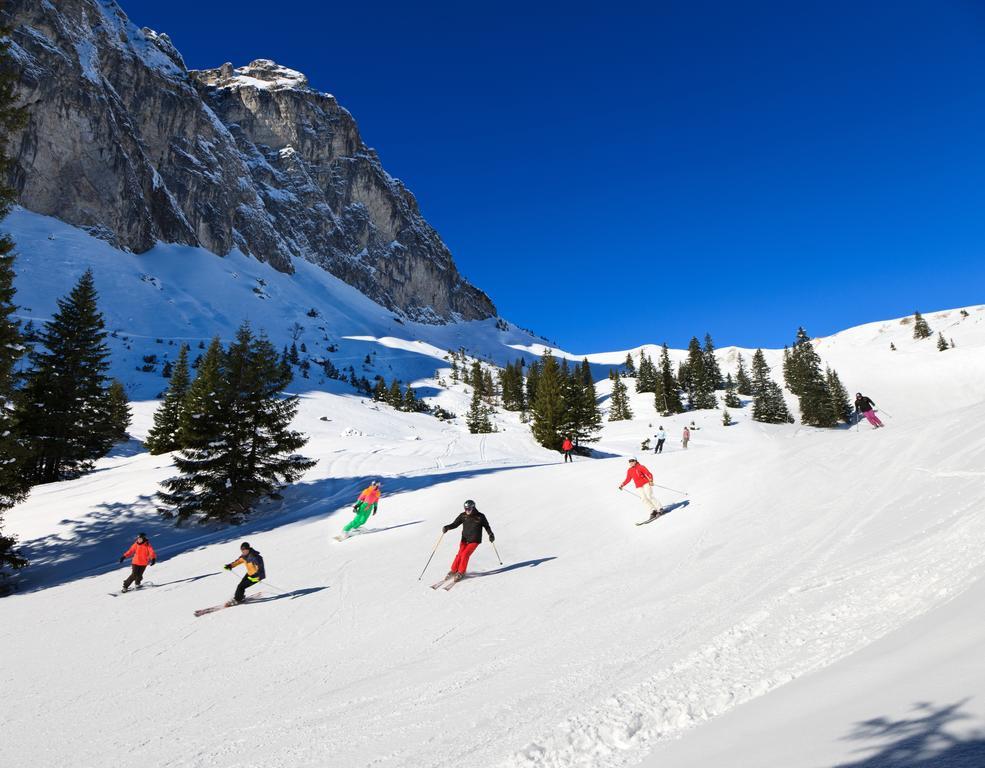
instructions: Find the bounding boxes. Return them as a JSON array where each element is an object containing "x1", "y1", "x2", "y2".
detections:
[
  {"x1": 119, "y1": 532, "x2": 156, "y2": 592},
  {"x1": 338, "y1": 480, "x2": 382, "y2": 539}
]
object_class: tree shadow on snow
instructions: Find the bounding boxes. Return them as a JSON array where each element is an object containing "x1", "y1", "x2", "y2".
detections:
[
  {"x1": 470, "y1": 557, "x2": 558, "y2": 578},
  {"x1": 834, "y1": 699, "x2": 985, "y2": 767}
]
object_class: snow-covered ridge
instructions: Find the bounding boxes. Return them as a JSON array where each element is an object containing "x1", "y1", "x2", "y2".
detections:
[{"x1": 196, "y1": 58, "x2": 314, "y2": 93}]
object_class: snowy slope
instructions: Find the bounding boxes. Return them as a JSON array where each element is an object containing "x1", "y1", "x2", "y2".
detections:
[{"x1": 2, "y1": 210, "x2": 985, "y2": 768}]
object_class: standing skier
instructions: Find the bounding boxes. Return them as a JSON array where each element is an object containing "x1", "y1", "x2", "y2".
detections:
[
  {"x1": 619, "y1": 458, "x2": 662, "y2": 519},
  {"x1": 223, "y1": 542, "x2": 265, "y2": 604},
  {"x1": 119, "y1": 532, "x2": 156, "y2": 592},
  {"x1": 855, "y1": 393, "x2": 884, "y2": 428},
  {"x1": 338, "y1": 480, "x2": 382, "y2": 539},
  {"x1": 442, "y1": 500, "x2": 494, "y2": 582},
  {"x1": 654, "y1": 426, "x2": 667, "y2": 454},
  {"x1": 682, "y1": 426, "x2": 691, "y2": 449},
  {"x1": 561, "y1": 436, "x2": 574, "y2": 463}
]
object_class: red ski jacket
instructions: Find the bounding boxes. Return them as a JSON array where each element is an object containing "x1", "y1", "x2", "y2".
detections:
[
  {"x1": 123, "y1": 540, "x2": 156, "y2": 566},
  {"x1": 562, "y1": 439, "x2": 573, "y2": 451},
  {"x1": 620, "y1": 464, "x2": 653, "y2": 489}
]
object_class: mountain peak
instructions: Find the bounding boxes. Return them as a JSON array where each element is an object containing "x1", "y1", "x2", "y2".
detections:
[{"x1": 193, "y1": 59, "x2": 313, "y2": 93}]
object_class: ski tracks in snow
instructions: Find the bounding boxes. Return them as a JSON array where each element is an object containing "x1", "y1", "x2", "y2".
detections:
[{"x1": 505, "y1": 496, "x2": 985, "y2": 768}]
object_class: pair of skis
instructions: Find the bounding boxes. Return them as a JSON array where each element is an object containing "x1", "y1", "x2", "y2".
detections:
[
  {"x1": 193, "y1": 593, "x2": 264, "y2": 617},
  {"x1": 108, "y1": 582, "x2": 156, "y2": 596},
  {"x1": 636, "y1": 510, "x2": 666, "y2": 526},
  {"x1": 430, "y1": 575, "x2": 465, "y2": 591}
]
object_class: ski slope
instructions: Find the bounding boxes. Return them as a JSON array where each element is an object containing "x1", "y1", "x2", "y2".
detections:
[{"x1": 2, "y1": 210, "x2": 985, "y2": 767}]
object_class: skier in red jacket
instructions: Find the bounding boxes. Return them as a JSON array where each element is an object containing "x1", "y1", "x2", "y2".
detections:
[
  {"x1": 618, "y1": 458, "x2": 663, "y2": 520},
  {"x1": 561, "y1": 436, "x2": 574, "y2": 463},
  {"x1": 119, "y1": 532, "x2": 156, "y2": 592}
]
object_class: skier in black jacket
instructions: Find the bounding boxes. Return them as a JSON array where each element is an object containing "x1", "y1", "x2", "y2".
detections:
[
  {"x1": 443, "y1": 500, "x2": 494, "y2": 582},
  {"x1": 854, "y1": 393, "x2": 884, "y2": 428}
]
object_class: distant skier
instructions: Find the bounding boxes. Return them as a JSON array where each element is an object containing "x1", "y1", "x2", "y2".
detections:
[
  {"x1": 338, "y1": 480, "x2": 382, "y2": 539},
  {"x1": 854, "y1": 393, "x2": 884, "y2": 428},
  {"x1": 654, "y1": 426, "x2": 667, "y2": 454},
  {"x1": 119, "y1": 532, "x2": 156, "y2": 592},
  {"x1": 682, "y1": 426, "x2": 691, "y2": 449},
  {"x1": 561, "y1": 436, "x2": 574, "y2": 463},
  {"x1": 619, "y1": 457, "x2": 662, "y2": 520},
  {"x1": 442, "y1": 500, "x2": 495, "y2": 582},
  {"x1": 223, "y1": 542, "x2": 265, "y2": 604}
]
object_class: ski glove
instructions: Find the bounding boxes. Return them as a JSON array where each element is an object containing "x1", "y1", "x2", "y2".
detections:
[
  {"x1": 247, "y1": 575, "x2": 260, "y2": 583},
  {"x1": 223, "y1": 564, "x2": 232, "y2": 571},
  {"x1": 119, "y1": 556, "x2": 125, "y2": 563},
  {"x1": 442, "y1": 526, "x2": 449, "y2": 533},
  {"x1": 149, "y1": 558, "x2": 156, "y2": 566},
  {"x1": 489, "y1": 534, "x2": 495, "y2": 543},
  {"x1": 353, "y1": 503, "x2": 360, "y2": 512}
]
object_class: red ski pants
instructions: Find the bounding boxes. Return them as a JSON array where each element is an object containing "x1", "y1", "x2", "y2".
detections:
[{"x1": 450, "y1": 542, "x2": 480, "y2": 573}]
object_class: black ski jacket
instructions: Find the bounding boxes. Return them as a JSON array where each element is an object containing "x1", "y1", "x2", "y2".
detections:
[
  {"x1": 444, "y1": 511, "x2": 494, "y2": 544},
  {"x1": 855, "y1": 395, "x2": 876, "y2": 413}
]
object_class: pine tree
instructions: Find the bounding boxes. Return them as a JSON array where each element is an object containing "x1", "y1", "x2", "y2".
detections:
[
  {"x1": 723, "y1": 373, "x2": 742, "y2": 408},
  {"x1": 608, "y1": 370, "x2": 633, "y2": 421},
  {"x1": 288, "y1": 342, "x2": 300, "y2": 365},
  {"x1": 387, "y1": 378, "x2": 402, "y2": 407},
  {"x1": 913, "y1": 311, "x2": 932, "y2": 339},
  {"x1": 17, "y1": 270, "x2": 117, "y2": 483},
  {"x1": 735, "y1": 353, "x2": 753, "y2": 396},
  {"x1": 530, "y1": 351, "x2": 564, "y2": 449},
  {"x1": 787, "y1": 327, "x2": 836, "y2": 427},
  {"x1": 825, "y1": 366, "x2": 852, "y2": 425},
  {"x1": 0, "y1": 23, "x2": 29, "y2": 581},
  {"x1": 146, "y1": 344, "x2": 191, "y2": 454},
  {"x1": 722, "y1": 409, "x2": 733, "y2": 426},
  {"x1": 158, "y1": 325, "x2": 315, "y2": 524},
  {"x1": 525, "y1": 359, "x2": 541, "y2": 407},
  {"x1": 568, "y1": 358, "x2": 602, "y2": 447},
  {"x1": 703, "y1": 334, "x2": 725, "y2": 389},
  {"x1": 402, "y1": 384, "x2": 419, "y2": 412},
  {"x1": 623, "y1": 353, "x2": 636, "y2": 378},
  {"x1": 657, "y1": 344, "x2": 684, "y2": 414},
  {"x1": 751, "y1": 351, "x2": 793, "y2": 424},
  {"x1": 466, "y1": 385, "x2": 493, "y2": 433},
  {"x1": 106, "y1": 380, "x2": 132, "y2": 442},
  {"x1": 684, "y1": 336, "x2": 716, "y2": 409},
  {"x1": 636, "y1": 351, "x2": 657, "y2": 393},
  {"x1": 936, "y1": 332, "x2": 949, "y2": 351},
  {"x1": 372, "y1": 377, "x2": 387, "y2": 401},
  {"x1": 176, "y1": 338, "x2": 224, "y2": 451}
]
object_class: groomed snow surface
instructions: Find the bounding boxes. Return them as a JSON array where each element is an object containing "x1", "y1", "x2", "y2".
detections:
[{"x1": 2, "y1": 211, "x2": 985, "y2": 767}]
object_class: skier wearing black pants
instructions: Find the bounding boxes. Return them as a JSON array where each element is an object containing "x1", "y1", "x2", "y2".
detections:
[
  {"x1": 223, "y1": 542, "x2": 265, "y2": 604},
  {"x1": 654, "y1": 426, "x2": 667, "y2": 454}
]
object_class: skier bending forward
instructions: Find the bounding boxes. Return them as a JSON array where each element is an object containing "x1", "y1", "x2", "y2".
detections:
[
  {"x1": 443, "y1": 500, "x2": 494, "y2": 582},
  {"x1": 619, "y1": 457, "x2": 663, "y2": 521},
  {"x1": 339, "y1": 480, "x2": 382, "y2": 539},
  {"x1": 224, "y1": 542, "x2": 265, "y2": 604},
  {"x1": 119, "y1": 532, "x2": 156, "y2": 592}
]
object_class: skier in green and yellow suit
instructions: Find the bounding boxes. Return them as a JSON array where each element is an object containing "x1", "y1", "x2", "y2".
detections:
[{"x1": 338, "y1": 481, "x2": 381, "y2": 539}]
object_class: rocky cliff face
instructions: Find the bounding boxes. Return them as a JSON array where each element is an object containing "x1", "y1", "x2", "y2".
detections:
[{"x1": 2, "y1": 0, "x2": 495, "y2": 322}]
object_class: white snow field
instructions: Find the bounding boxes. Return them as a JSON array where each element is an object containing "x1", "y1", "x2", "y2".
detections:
[{"x1": 2, "y1": 210, "x2": 985, "y2": 767}]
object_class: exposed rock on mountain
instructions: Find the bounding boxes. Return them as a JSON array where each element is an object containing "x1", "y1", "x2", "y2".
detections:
[{"x1": 2, "y1": 0, "x2": 495, "y2": 322}]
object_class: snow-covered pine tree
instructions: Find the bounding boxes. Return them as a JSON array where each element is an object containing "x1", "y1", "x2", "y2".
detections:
[
  {"x1": 17, "y1": 270, "x2": 117, "y2": 483},
  {"x1": 735, "y1": 353, "x2": 753, "y2": 396},
  {"x1": 723, "y1": 373, "x2": 742, "y2": 408},
  {"x1": 685, "y1": 336, "x2": 716, "y2": 409},
  {"x1": 657, "y1": 343, "x2": 684, "y2": 414},
  {"x1": 912, "y1": 311, "x2": 932, "y2": 339},
  {"x1": 608, "y1": 370, "x2": 633, "y2": 421},
  {"x1": 372, "y1": 378, "x2": 386, "y2": 401},
  {"x1": 623, "y1": 352, "x2": 636, "y2": 378},
  {"x1": 466, "y1": 385, "x2": 493, "y2": 433},
  {"x1": 936, "y1": 332, "x2": 949, "y2": 351},
  {"x1": 402, "y1": 384, "x2": 420, "y2": 413},
  {"x1": 751, "y1": 350, "x2": 793, "y2": 424},
  {"x1": 788, "y1": 327, "x2": 836, "y2": 427},
  {"x1": 825, "y1": 366, "x2": 852, "y2": 424},
  {"x1": 0, "y1": 26, "x2": 28, "y2": 580},
  {"x1": 635, "y1": 351, "x2": 657, "y2": 393},
  {"x1": 158, "y1": 325, "x2": 315, "y2": 524},
  {"x1": 145, "y1": 344, "x2": 191, "y2": 454},
  {"x1": 703, "y1": 333, "x2": 725, "y2": 389},
  {"x1": 722, "y1": 408, "x2": 733, "y2": 426},
  {"x1": 531, "y1": 351, "x2": 564, "y2": 449},
  {"x1": 106, "y1": 380, "x2": 131, "y2": 442}
]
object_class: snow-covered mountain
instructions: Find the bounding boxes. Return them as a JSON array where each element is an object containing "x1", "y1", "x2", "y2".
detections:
[
  {"x1": 3, "y1": 0, "x2": 494, "y2": 322},
  {"x1": 3, "y1": 203, "x2": 985, "y2": 766}
]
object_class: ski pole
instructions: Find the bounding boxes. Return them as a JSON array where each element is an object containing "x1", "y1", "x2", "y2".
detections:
[
  {"x1": 418, "y1": 532, "x2": 444, "y2": 581},
  {"x1": 878, "y1": 408, "x2": 893, "y2": 419},
  {"x1": 652, "y1": 483, "x2": 688, "y2": 496},
  {"x1": 491, "y1": 540, "x2": 503, "y2": 566}
]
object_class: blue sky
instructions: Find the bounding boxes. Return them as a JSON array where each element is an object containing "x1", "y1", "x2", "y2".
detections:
[{"x1": 124, "y1": 0, "x2": 985, "y2": 351}]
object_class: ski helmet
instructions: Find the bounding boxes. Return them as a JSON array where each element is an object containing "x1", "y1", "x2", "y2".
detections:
[
  {"x1": 240, "y1": 541, "x2": 251, "y2": 550},
  {"x1": 463, "y1": 499, "x2": 475, "y2": 510},
  {"x1": 137, "y1": 532, "x2": 147, "y2": 540}
]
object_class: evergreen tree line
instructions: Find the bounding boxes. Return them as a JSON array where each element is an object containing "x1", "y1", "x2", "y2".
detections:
[
  {"x1": 371, "y1": 376, "x2": 426, "y2": 413},
  {"x1": 780, "y1": 327, "x2": 852, "y2": 427},
  {"x1": 526, "y1": 352, "x2": 602, "y2": 450}
]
